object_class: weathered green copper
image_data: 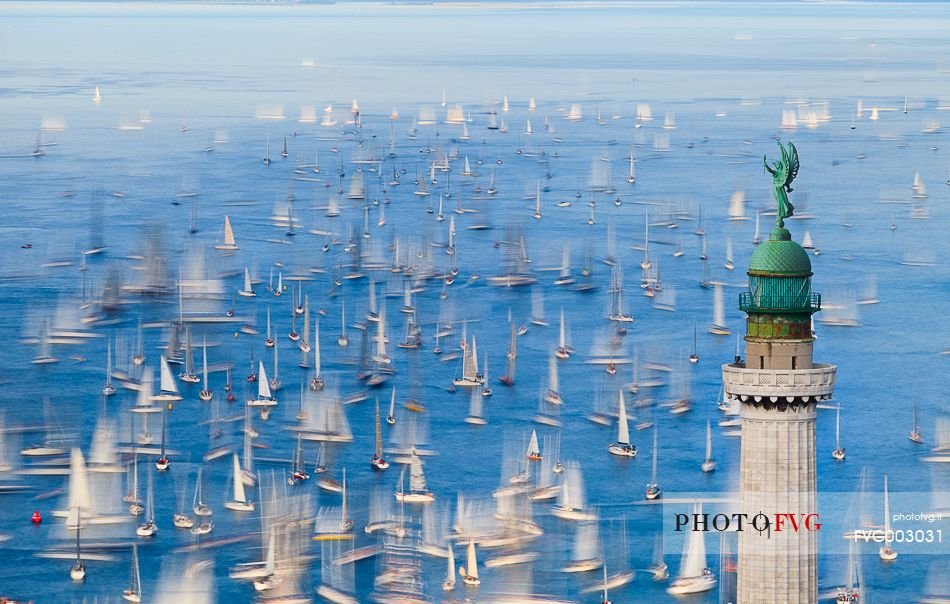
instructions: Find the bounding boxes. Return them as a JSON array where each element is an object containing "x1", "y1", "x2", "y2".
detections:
[
  {"x1": 763, "y1": 141, "x2": 799, "y2": 228},
  {"x1": 748, "y1": 227, "x2": 812, "y2": 276}
]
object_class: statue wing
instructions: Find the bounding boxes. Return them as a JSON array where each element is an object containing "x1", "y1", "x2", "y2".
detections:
[{"x1": 785, "y1": 142, "x2": 800, "y2": 188}]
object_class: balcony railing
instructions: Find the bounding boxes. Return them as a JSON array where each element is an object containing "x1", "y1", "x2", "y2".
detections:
[
  {"x1": 721, "y1": 363, "x2": 836, "y2": 399},
  {"x1": 739, "y1": 292, "x2": 821, "y2": 313}
]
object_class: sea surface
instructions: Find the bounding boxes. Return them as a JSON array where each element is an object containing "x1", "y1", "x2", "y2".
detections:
[{"x1": 0, "y1": 1, "x2": 948, "y2": 602}]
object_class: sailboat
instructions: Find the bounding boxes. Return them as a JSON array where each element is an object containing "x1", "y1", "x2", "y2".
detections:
[
  {"x1": 122, "y1": 543, "x2": 142, "y2": 601},
  {"x1": 499, "y1": 322, "x2": 517, "y2": 386},
  {"x1": 253, "y1": 529, "x2": 281, "y2": 592},
  {"x1": 709, "y1": 284, "x2": 730, "y2": 335},
  {"x1": 135, "y1": 470, "x2": 158, "y2": 536},
  {"x1": 178, "y1": 326, "x2": 199, "y2": 383},
  {"x1": 199, "y1": 338, "x2": 212, "y2": 401},
  {"x1": 133, "y1": 320, "x2": 145, "y2": 366},
  {"x1": 239, "y1": 267, "x2": 255, "y2": 297},
  {"x1": 879, "y1": 475, "x2": 897, "y2": 560},
  {"x1": 309, "y1": 319, "x2": 325, "y2": 390},
  {"x1": 649, "y1": 533, "x2": 669, "y2": 580},
  {"x1": 443, "y1": 544, "x2": 457, "y2": 591},
  {"x1": 701, "y1": 419, "x2": 716, "y2": 472},
  {"x1": 32, "y1": 320, "x2": 57, "y2": 364},
  {"x1": 833, "y1": 404, "x2": 846, "y2": 460},
  {"x1": 545, "y1": 353, "x2": 562, "y2": 405},
  {"x1": 93, "y1": 85, "x2": 102, "y2": 104},
  {"x1": 192, "y1": 467, "x2": 212, "y2": 517},
  {"x1": 385, "y1": 387, "x2": 397, "y2": 425},
  {"x1": 608, "y1": 264, "x2": 634, "y2": 323},
  {"x1": 248, "y1": 360, "x2": 278, "y2": 419},
  {"x1": 527, "y1": 430, "x2": 542, "y2": 460},
  {"x1": 458, "y1": 539, "x2": 480, "y2": 586},
  {"x1": 264, "y1": 307, "x2": 275, "y2": 348},
  {"x1": 666, "y1": 502, "x2": 716, "y2": 594},
  {"x1": 553, "y1": 463, "x2": 597, "y2": 521},
  {"x1": 724, "y1": 237, "x2": 735, "y2": 270},
  {"x1": 481, "y1": 352, "x2": 493, "y2": 397},
  {"x1": 555, "y1": 309, "x2": 571, "y2": 359},
  {"x1": 646, "y1": 427, "x2": 661, "y2": 500},
  {"x1": 910, "y1": 403, "x2": 923, "y2": 443},
  {"x1": 465, "y1": 384, "x2": 487, "y2": 425},
  {"x1": 528, "y1": 286, "x2": 548, "y2": 325},
  {"x1": 626, "y1": 151, "x2": 637, "y2": 184},
  {"x1": 67, "y1": 505, "x2": 86, "y2": 581},
  {"x1": 608, "y1": 390, "x2": 636, "y2": 457},
  {"x1": 153, "y1": 356, "x2": 182, "y2": 402},
  {"x1": 641, "y1": 210, "x2": 652, "y2": 270},
  {"x1": 173, "y1": 474, "x2": 194, "y2": 529},
  {"x1": 214, "y1": 215, "x2": 239, "y2": 250},
  {"x1": 127, "y1": 453, "x2": 144, "y2": 515},
  {"x1": 371, "y1": 398, "x2": 390, "y2": 470},
  {"x1": 533, "y1": 180, "x2": 543, "y2": 220},
  {"x1": 836, "y1": 540, "x2": 861, "y2": 603},
  {"x1": 337, "y1": 297, "x2": 349, "y2": 348},
  {"x1": 453, "y1": 336, "x2": 484, "y2": 386},
  {"x1": 102, "y1": 338, "x2": 116, "y2": 396},
  {"x1": 224, "y1": 452, "x2": 254, "y2": 511},
  {"x1": 288, "y1": 433, "x2": 310, "y2": 485},
  {"x1": 395, "y1": 455, "x2": 434, "y2": 502},
  {"x1": 563, "y1": 520, "x2": 603, "y2": 573},
  {"x1": 314, "y1": 442, "x2": 328, "y2": 474},
  {"x1": 155, "y1": 405, "x2": 170, "y2": 470},
  {"x1": 689, "y1": 324, "x2": 700, "y2": 364},
  {"x1": 752, "y1": 210, "x2": 762, "y2": 245}
]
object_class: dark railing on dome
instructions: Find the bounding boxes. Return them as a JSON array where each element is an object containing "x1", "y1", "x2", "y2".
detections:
[{"x1": 739, "y1": 291, "x2": 821, "y2": 312}]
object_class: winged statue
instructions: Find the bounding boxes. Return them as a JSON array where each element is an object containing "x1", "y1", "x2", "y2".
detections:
[{"x1": 763, "y1": 141, "x2": 800, "y2": 228}]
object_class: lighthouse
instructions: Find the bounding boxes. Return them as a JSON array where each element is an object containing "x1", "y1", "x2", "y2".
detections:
[{"x1": 723, "y1": 142, "x2": 836, "y2": 603}]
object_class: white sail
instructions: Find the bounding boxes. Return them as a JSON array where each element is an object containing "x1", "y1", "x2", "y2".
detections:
[
  {"x1": 466, "y1": 539, "x2": 479, "y2": 580},
  {"x1": 223, "y1": 215, "x2": 236, "y2": 246},
  {"x1": 548, "y1": 354, "x2": 559, "y2": 393},
  {"x1": 258, "y1": 361, "x2": 272, "y2": 399},
  {"x1": 314, "y1": 320, "x2": 322, "y2": 374},
  {"x1": 201, "y1": 339, "x2": 209, "y2": 388},
  {"x1": 527, "y1": 430, "x2": 541, "y2": 458},
  {"x1": 461, "y1": 336, "x2": 479, "y2": 380},
  {"x1": 679, "y1": 503, "x2": 709, "y2": 578},
  {"x1": 727, "y1": 191, "x2": 746, "y2": 220},
  {"x1": 231, "y1": 453, "x2": 247, "y2": 503},
  {"x1": 802, "y1": 230, "x2": 814, "y2": 249},
  {"x1": 263, "y1": 529, "x2": 276, "y2": 575},
  {"x1": 616, "y1": 390, "x2": 630, "y2": 445},
  {"x1": 559, "y1": 309, "x2": 567, "y2": 348},
  {"x1": 712, "y1": 284, "x2": 726, "y2": 328},
  {"x1": 68, "y1": 448, "x2": 92, "y2": 514},
  {"x1": 467, "y1": 387, "x2": 484, "y2": 421},
  {"x1": 159, "y1": 356, "x2": 178, "y2": 395},
  {"x1": 409, "y1": 456, "x2": 428, "y2": 493},
  {"x1": 446, "y1": 545, "x2": 456, "y2": 584},
  {"x1": 573, "y1": 521, "x2": 600, "y2": 562},
  {"x1": 89, "y1": 418, "x2": 118, "y2": 467},
  {"x1": 243, "y1": 267, "x2": 252, "y2": 292}
]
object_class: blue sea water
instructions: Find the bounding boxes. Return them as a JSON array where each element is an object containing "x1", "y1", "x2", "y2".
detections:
[{"x1": 0, "y1": 1, "x2": 948, "y2": 601}]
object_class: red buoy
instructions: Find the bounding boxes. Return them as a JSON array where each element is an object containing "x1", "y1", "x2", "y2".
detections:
[{"x1": 31, "y1": 511, "x2": 42, "y2": 524}]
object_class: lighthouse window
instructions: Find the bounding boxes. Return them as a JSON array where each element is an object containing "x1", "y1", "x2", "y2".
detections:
[
  {"x1": 792, "y1": 356, "x2": 797, "y2": 370},
  {"x1": 760, "y1": 356, "x2": 765, "y2": 369}
]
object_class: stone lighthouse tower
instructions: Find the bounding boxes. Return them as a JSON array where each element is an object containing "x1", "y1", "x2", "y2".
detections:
[{"x1": 722, "y1": 142, "x2": 836, "y2": 603}]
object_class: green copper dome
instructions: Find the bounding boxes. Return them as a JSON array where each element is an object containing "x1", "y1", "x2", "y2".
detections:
[{"x1": 748, "y1": 227, "x2": 812, "y2": 276}]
